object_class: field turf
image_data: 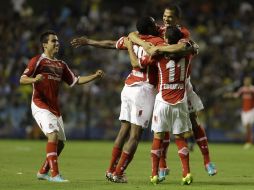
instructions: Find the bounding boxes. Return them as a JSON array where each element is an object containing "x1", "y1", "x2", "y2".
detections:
[{"x1": 0, "y1": 140, "x2": 253, "y2": 190}]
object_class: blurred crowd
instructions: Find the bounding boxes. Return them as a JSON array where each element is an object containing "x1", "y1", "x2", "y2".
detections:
[{"x1": 0, "y1": 0, "x2": 254, "y2": 141}]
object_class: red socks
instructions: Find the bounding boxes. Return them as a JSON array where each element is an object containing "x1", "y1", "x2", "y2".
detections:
[
  {"x1": 193, "y1": 125, "x2": 210, "y2": 165},
  {"x1": 151, "y1": 138, "x2": 163, "y2": 177},
  {"x1": 175, "y1": 138, "x2": 190, "y2": 177},
  {"x1": 114, "y1": 151, "x2": 134, "y2": 175},
  {"x1": 39, "y1": 141, "x2": 64, "y2": 174},
  {"x1": 46, "y1": 142, "x2": 59, "y2": 177},
  {"x1": 159, "y1": 132, "x2": 170, "y2": 169},
  {"x1": 107, "y1": 146, "x2": 122, "y2": 173}
]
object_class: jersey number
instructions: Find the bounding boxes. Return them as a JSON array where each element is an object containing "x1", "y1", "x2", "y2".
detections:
[
  {"x1": 166, "y1": 60, "x2": 186, "y2": 82},
  {"x1": 133, "y1": 45, "x2": 147, "y2": 59}
]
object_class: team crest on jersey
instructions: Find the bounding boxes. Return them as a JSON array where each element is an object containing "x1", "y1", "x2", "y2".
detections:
[
  {"x1": 49, "y1": 123, "x2": 54, "y2": 129},
  {"x1": 138, "y1": 110, "x2": 143, "y2": 117}
]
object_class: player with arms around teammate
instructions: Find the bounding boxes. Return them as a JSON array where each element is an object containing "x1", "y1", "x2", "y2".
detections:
[
  {"x1": 71, "y1": 17, "x2": 191, "y2": 183},
  {"x1": 128, "y1": 4, "x2": 217, "y2": 178},
  {"x1": 224, "y1": 76, "x2": 254, "y2": 149},
  {"x1": 20, "y1": 30, "x2": 104, "y2": 182},
  {"x1": 126, "y1": 26, "x2": 194, "y2": 185}
]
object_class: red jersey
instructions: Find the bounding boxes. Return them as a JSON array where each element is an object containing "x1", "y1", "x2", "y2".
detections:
[
  {"x1": 236, "y1": 86, "x2": 254, "y2": 112},
  {"x1": 116, "y1": 36, "x2": 165, "y2": 87},
  {"x1": 22, "y1": 53, "x2": 78, "y2": 116},
  {"x1": 140, "y1": 40, "x2": 192, "y2": 104}
]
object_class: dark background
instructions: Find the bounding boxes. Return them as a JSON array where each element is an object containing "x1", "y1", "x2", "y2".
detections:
[{"x1": 0, "y1": 0, "x2": 254, "y2": 142}]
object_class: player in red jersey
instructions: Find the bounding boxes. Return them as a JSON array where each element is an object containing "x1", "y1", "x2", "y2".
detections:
[
  {"x1": 224, "y1": 76, "x2": 254, "y2": 149},
  {"x1": 126, "y1": 25, "x2": 194, "y2": 185},
  {"x1": 128, "y1": 4, "x2": 217, "y2": 179},
  {"x1": 71, "y1": 17, "x2": 191, "y2": 183},
  {"x1": 20, "y1": 30, "x2": 104, "y2": 182}
]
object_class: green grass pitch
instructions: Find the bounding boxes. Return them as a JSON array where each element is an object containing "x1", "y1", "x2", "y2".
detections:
[{"x1": 0, "y1": 140, "x2": 254, "y2": 190}]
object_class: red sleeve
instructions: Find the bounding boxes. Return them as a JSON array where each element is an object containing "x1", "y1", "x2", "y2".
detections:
[
  {"x1": 180, "y1": 27, "x2": 190, "y2": 38},
  {"x1": 22, "y1": 55, "x2": 41, "y2": 77},
  {"x1": 115, "y1": 36, "x2": 127, "y2": 50},
  {"x1": 61, "y1": 61, "x2": 79, "y2": 87}
]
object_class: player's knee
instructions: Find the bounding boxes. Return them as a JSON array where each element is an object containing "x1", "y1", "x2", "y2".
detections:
[
  {"x1": 154, "y1": 132, "x2": 165, "y2": 139},
  {"x1": 47, "y1": 131, "x2": 58, "y2": 142}
]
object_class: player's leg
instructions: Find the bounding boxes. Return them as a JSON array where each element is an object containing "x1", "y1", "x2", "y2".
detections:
[
  {"x1": 39, "y1": 116, "x2": 66, "y2": 175},
  {"x1": 243, "y1": 123, "x2": 252, "y2": 149},
  {"x1": 150, "y1": 132, "x2": 165, "y2": 185},
  {"x1": 106, "y1": 121, "x2": 131, "y2": 178},
  {"x1": 113, "y1": 123, "x2": 143, "y2": 183},
  {"x1": 174, "y1": 133, "x2": 192, "y2": 184},
  {"x1": 39, "y1": 140, "x2": 65, "y2": 175},
  {"x1": 32, "y1": 104, "x2": 68, "y2": 182},
  {"x1": 187, "y1": 89, "x2": 217, "y2": 176},
  {"x1": 190, "y1": 112, "x2": 217, "y2": 175},
  {"x1": 172, "y1": 102, "x2": 193, "y2": 185},
  {"x1": 158, "y1": 131, "x2": 170, "y2": 179}
]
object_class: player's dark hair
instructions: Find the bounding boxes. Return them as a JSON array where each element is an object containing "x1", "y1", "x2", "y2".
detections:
[
  {"x1": 40, "y1": 30, "x2": 57, "y2": 51},
  {"x1": 164, "y1": 4, "x2": 182, "y2": 19},
  {"x1": 165, "y1": 25, "x2": 183, "y2": 44},
  {"x1": 136, "y1": 16, "x2": 158, "y2": 36}
]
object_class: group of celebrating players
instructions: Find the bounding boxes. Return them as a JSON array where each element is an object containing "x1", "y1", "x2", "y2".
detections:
[{"x1": 20, "y1": 4, "x2": 217, "y2": 185}]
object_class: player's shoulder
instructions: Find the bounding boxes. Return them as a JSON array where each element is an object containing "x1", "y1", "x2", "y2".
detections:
[
  {"x1": 178, "y1": 25, "x2": 190, "y2": 38},
  {"x1": 28, "y1": 54, "x2": 43, "y2": 64}
]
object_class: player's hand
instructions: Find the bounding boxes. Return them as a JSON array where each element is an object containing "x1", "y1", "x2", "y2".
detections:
[
  {"x1": 34, "y1": 74, "x2": 44, "y2": 83},
  {"x1": 95, "y1": 70, "x2": 104, "y2": 78},
  {"x1": 71, "y1": 37, "x2": 89, "y2": 48}
]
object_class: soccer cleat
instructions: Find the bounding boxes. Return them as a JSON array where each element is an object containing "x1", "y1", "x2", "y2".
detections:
[
  {"x1": 181, "y1": 173, "x2": 193, "y2": 185},
  {"x1": 112, "y1": 174, "x2": 127, "y2": 183},
  {"x1": 243, "y1": 143, "x2": 252, "y2": 150},
  {"x1": 105, "y1": 171, "x2": 113, "y2": 181},
  {"x1": 206, "y1": 163, "x2": 217, "y2": 176},
  {"x1": 150, "y1": 175, "x2": 159, "y2": 185},
  {"x1": 49, "y1": 174, "x2": 69, "y2": 182},
  {"x1": 158, "y1": 168, "x2": 170, "y2": 182},
  {"x1": 37, "y1": 172, "x2": 50, "y2": 180}
]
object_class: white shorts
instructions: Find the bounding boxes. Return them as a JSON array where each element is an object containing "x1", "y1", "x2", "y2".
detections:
[
  {"x1": 31, "y1": 102, "x2": 66, "y2": 141},
  {"x1": 119, "y1": 84, "x2": 156, "y2": 128},
  {"x1": 187, "y1": 90, "x2": 204, "y2": 113},
  {"x1": 151, "y1": 99, "x2": 192, "y2": 134},
  {"x1": 241, "y1": 109, "x2": 254, "y2": 126}
]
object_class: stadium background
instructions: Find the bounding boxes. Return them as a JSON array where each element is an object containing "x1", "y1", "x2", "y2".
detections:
[{"x1": 0, "y1": 0, "x2": 253, "y2": 142}]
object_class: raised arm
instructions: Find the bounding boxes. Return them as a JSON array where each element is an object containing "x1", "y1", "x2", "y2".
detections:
[
  {"x1": 77, "y1": 70, "x2": 104, "y2": 85},
  {"x1": 71, "y1": 37, "x2": 117, "y2": 49}
]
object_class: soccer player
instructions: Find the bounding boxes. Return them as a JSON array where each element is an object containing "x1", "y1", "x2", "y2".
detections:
[
  {"x1": 128, "y1": 4, "x2": 217, "y2": 178},
  {"x1": 71, "y1": 17, "x2": 191, "y2": 183},
  {"x1": 20, "y1": 30, "x2": 104, "y2": 182},
  {"x1": 126, "y1": 25, "x2": 194, "y2": 185},
  {"x1": 224, "y1": 76, "x2": 254, "y2": 149}
]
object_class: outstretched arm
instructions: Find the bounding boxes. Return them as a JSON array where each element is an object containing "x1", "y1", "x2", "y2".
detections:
[
  {"x1": 71, "y1": 37, "x2": 117, "y2": 49},
  {"x1": 77, "y1": 70, "x2": 104, "y2": 85},
  {"x1": 223, "y1": 92, "x2": 239, "y2": 98}
]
